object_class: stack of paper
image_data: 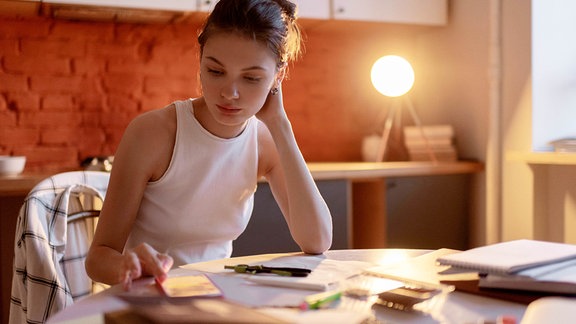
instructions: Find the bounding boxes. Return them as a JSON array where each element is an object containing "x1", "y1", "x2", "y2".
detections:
[
  {"x1": 403, "y1": 125, "x2": 457, "y2": 161},
  {"x1": 436, "y1": 239, "x2": 576, "y2": 294}
]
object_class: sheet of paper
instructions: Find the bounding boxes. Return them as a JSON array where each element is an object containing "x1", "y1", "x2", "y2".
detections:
[{"x1": 181, "y1": 253, "x2": 374, "y2": 291}]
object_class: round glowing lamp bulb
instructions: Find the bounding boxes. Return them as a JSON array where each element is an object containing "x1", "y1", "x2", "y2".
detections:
[{"x1": 371, "y1": 55, "x2": 415, "y2": 97}]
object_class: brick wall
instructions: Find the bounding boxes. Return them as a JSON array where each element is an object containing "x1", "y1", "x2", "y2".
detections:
[{"x1": 1, "y1": 16, "x2": 424, "y2": 172}]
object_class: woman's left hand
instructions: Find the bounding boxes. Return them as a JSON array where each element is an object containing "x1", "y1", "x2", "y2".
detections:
[{"x1": 256, "y1": 85, "x2": 288, "y2": 126}]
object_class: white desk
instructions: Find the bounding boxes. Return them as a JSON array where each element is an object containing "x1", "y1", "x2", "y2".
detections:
[{"x1": 47, "y1": 249, "x2": 527, "y2": 324}]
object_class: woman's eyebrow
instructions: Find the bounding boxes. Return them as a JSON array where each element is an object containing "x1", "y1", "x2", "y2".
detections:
[{"x1": 205, "y1": 56, "x2": 269, "y2": 72}]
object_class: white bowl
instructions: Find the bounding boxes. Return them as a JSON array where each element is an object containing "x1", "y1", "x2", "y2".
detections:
[{"x1": 0, "y1": 156, "x2": 26, "y2": 176}]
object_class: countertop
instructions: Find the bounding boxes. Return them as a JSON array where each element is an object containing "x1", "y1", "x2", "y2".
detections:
[{"x1": 0, "y1": 161, "x2": 483, "y2": 197}]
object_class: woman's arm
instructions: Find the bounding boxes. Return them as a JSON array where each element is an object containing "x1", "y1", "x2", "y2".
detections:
[
  {"x1": 86, "y1": 107, "x2": 175, "y2": 287},
  {"x1": 256, "y1": 88, "x2": 333, "y2": 254}
]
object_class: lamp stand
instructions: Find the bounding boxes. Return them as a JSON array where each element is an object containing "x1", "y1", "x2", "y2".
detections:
[{"x1": 375, "y1": 96, "x2": 437, "y2": 162}]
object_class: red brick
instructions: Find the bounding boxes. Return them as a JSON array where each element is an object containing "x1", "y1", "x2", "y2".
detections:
[
  {"x1": 77, "y1": 127, "x2": 106, "y2": 152},
  {"x1": 165, "y1": 57, "x2": 199, "y2": 78},
  {"x1": 21, "y1": 39, "x2": 86, "y2": 58},
  {"x1": 73, "y1": 57, "x2": 106, "y2": 76},
  {"x1": 15, "y1": 146, "x2": 79, "y2": 170},
  {"x1": 4, "y1": 55, "x2": 71, "y2": 75},
  {"x1": 77, "y1": 92, "x2": 106, "y2": 111},
  {"x1": 0, "y1": 17, "x2": 51, "y2": 38},
  {"x1": 100, "y1": 111, "x2": 134, "y2": 129},
  {"x1": 141, "y1": 93, "x2": 174, "y2": 112},
  {"x1": 103, "y1": 129, "x2": 125, "y2": 150},
  {"x1": 30, "y1": 75, "x2": 97, "y2": 93},
  {"x1": 51, "y1": 21, "x2": 114, "y2": 41},
  {"x1": 41, "y1": 128, "x2": 79, "y2": 145},
  {"x1": 0, "y1": 95, "x2": 7, "y2": 111},
  {"x1": 102, "y1": 73, "x2": 143, "y2": 95},
  {"x1": 81, "y1": 112, "x2": 102, "y2": 127},
  {"x1": 19, "y1": 111, "x2": 83, "y2": 128},
  {"x1": 0, "y1": 111, "x2": 16, "y2": 128},
  {"x1": 87, "y1": 42, "x2": 138, "y2": 59},
  {"x1": 5, "y1": 92, "x2": 40, "y2": 111},
  {"x1": 107, "y1": 59, "x2": 165, "y2": 76},
  {"x1": 0, "y1": 74, "x2": 29, "y2": 92},
  {"x1": 106, "y1": 93, "x2": 139, "y2": 113},
  {"x1": 42, "y1": 94, "x2": 75, "y2": 111},
  {"x1": 116, "y1": 24, "x2": 175, "y2": 43},
  {"x1": 144, "y1": 76, "x2": 193, "y2": 95},
  {"x1": 0, "y1": 39, "x2": 19, "y2": 56},
  {"x1": 0, "y1": 127, "x2": 40, "y2": 146}
]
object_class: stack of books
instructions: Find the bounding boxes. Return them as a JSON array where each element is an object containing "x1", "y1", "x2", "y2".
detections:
[
  {"x1": 437, "y1": 239, "x2": 576, "y2": 295},
  {"x1": 403, "y1": 125, "x2": 457, "y2": 162}
]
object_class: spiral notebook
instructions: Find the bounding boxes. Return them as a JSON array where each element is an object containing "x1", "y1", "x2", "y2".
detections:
[{"x1": 436, "y1": 239, "x2": 576, "y2": 275}]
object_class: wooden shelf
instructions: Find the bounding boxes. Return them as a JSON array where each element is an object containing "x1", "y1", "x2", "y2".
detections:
[
  {"x1": 307, "y1": 161, "x2": 484, "y2": 180},
  {"x1": 506, "y1": 151, "x2": 576, "y2": 165},
  {"x1": 1, "y1": 162, "x2": 484, "y2": 197}
]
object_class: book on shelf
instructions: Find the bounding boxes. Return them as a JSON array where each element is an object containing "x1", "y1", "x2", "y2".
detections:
[
  {"x1": 403, "y1": 124, "x2": 458, "y2": 162},
  {"x1": 436, "y1": 239, "x2": 576, "y2": 275},
  {"x1": 403, "y1": 125, "x2": 455, "y2": 139},
  {"x1": 404, "y1": 137, "x2": 453, "y2": 149}
]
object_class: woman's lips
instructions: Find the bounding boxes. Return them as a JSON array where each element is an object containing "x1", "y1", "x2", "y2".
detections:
[{"x1": 216, "y1": 104, "x2": 241, "y2": 114}]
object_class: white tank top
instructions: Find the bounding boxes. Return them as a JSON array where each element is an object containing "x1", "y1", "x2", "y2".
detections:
[{"x1": 125, "y1": 99, "x2": 258, "y2": 267}]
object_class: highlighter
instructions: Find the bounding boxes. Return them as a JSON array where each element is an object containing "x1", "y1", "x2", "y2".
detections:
[{"x1": 299, "y1": 290, "x2": 342, "y2": 310}]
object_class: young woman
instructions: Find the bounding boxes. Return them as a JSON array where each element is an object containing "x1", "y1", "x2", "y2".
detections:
[{"x1": 85, "y1": 0, "x2": 333, "y2": 289}]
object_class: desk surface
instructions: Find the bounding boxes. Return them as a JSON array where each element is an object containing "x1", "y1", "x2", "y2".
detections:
[
  {"x1": 0, "y1": 161, "x2": 483, "y2": 196},
  {"x1": 47, "y1": 249, "x2": 526, "y2": 324}
]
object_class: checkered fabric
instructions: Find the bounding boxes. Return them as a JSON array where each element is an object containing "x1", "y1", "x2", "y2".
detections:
[{"x1": 9, "y1": 171, "x2": 109, "y2": 324}]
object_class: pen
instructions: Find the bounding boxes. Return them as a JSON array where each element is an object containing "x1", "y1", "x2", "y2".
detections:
[{"x1": 299, "y1": 290, "x2": 342, "y2": 310}]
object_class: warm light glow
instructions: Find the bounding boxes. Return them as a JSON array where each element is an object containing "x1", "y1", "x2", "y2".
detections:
[{"x1": 371, "y1": 55, "x2": 415, "y2": 97}]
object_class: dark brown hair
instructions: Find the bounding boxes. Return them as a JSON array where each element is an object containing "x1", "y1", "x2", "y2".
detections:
[{"x1": 198, "y1": 0, "x2": 302, "y2": 68}]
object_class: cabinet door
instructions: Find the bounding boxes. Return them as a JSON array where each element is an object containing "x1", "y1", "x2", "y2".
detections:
[
  {"x1": 385, "y1": 175, "x2": 470, "y2": 250},
  {"x1": 197, "y1": 0, "x2": 218, "y2": 12},
  {"x1": 197, "y1": 0, "x2": 330, "y2": 19},
  {"x1": 332, "y1": 0, "x2": 447, "y2": 25},
  {"x1": 292, "y1": 0, "x2": 330, "y2": 20},
  {"x1": 232, "y1": 180, "x2": 350, "y2": 257}
]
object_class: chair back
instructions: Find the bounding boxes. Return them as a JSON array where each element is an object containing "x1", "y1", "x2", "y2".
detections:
[{"x1": 9, "y1": 171, "x2": 110, "y2": 324}]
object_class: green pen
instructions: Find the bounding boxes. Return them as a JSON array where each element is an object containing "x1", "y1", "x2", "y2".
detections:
[{"x1": 299, "y1": 290, "x2": 342, "y2": 310}]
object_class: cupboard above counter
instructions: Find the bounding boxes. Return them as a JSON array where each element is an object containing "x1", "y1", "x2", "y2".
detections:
[{"x1": 0, "y1": 0, "x2": 448, "y2": 25}]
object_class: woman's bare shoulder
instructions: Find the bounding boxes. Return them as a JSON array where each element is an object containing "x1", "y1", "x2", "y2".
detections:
[
  {"x1": 129, "y1": 104, "x2": 176, "y2": 134},
  {"x1": 116, "y1": 105, "x2": 177, "y2": 180}
]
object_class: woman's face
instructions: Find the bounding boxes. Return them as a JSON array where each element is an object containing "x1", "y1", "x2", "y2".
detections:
[{"x1": 199, "y1": 32, "x2": 279, "y2": 137}]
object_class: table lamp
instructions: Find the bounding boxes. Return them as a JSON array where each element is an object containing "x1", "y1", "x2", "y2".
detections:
[{"x1": 371, "y1": 55, "x2": 435, "y2": 162}]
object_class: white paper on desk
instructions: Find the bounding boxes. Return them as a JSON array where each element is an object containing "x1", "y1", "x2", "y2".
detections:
[{"x1": 181, "y1": 253, "x2": 373, "y2": 291}]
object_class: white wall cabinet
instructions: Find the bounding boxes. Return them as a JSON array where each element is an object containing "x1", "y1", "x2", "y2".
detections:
[
  {"x1": 196, "y1": 0, "x2": 217, "y2": 12},
  {"x1": 292, "y1": 0, "x2": 330, "y2": 20},
  {"x1": 195, "y1": 0, "x2": 446, "y2": 25},
  {"x1": 332, "y1": 0, "x2": 447, "y2": 25},
  {"x1": 196, "y1": 0, "x2": 331, "y2": 19}
]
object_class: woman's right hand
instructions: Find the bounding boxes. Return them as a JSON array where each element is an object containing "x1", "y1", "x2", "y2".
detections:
[{"x1": 119, "y1": 242, "x2": 174, "y2": 291}]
